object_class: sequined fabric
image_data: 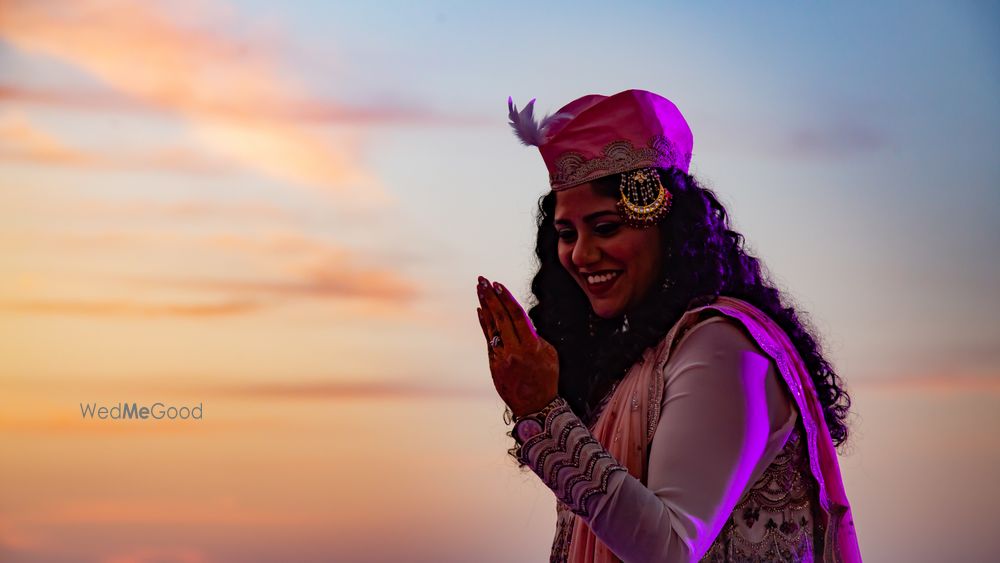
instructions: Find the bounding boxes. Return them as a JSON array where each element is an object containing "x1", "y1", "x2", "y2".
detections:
[{"x1": 699, "y1": 423, "x2": 820, "y2": 562}]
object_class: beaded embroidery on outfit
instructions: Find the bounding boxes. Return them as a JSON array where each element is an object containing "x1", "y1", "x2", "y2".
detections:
[
  {"x1": 548, "y1": 396, "x2": 821, "y2": 563},
  {"x1": 550, "y1": 509, "x2": 574, "y2": 563},
  {"x1": 517, "y1": 396, "x2": 628, "y2": 520},
  {"x1": 699, "y1": 422, "x2": 820, "y2": 562},
  {"x1": 549, "y1": 384, "x2": 620, "y2": 563}
]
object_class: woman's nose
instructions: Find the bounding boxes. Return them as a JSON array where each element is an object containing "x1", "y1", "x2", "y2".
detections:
[{"x1": 571, "y1": 234, "x2": 599, "y2": 267}]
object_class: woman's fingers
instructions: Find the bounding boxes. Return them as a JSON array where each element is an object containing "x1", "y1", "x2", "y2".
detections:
[
  {"x1": 493, "y1": 281, "x2": 537, "y2": 339},
  {"x1": 477, "y1": 307, "x2": 495, "y2": 358},
  {"x1": 476, "y1": 307, "x2": 488, "y2": 340},
  {"x1": 480, "y1": 299, "x2": 499, "y2": 339},
  {"x1": 477, "y1": 280, "x2": 505, "y2": 359},
  {"x1": 478, "y1": 276, "x2": 519, "y2": 344}
]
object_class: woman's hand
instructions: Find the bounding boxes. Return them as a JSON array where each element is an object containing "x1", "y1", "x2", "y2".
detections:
[{"x1": 476, "y1": 276, "x2": 559, "y2": 419}]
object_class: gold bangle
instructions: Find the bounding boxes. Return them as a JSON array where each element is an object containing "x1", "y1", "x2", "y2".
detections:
[{"x1": 513, "y1": 395, "x2": 565, "y2": 424}]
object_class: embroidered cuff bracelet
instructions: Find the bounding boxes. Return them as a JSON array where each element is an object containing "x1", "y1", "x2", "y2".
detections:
[{"x1": 517, "y1": 396, "x2": 628, "y2": 518}]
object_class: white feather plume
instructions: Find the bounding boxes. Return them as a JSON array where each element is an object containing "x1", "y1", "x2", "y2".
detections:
[{"x1": 507, "y1": 96, "x2": 571, "y2": 147}]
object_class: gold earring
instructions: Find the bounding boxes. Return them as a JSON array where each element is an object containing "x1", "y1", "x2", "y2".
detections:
[{"x1": 617, "y1": 167, "x2": 672, "y2": 229}]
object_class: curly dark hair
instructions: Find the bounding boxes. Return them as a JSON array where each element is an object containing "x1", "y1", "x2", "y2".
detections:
[{"x1": 506, "y1": 167, "x2": 852, "y2": 465}]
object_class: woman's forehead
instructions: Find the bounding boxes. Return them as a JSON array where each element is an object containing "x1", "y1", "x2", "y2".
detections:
[{"x1": 554, "y1": 184, "x2": 619, "y2": 222}]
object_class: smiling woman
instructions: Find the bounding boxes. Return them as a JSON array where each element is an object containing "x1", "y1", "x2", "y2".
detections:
[
  {"x1": 554, "y1": 182, "x2": 664, "y2": 319},
  {"x1": 475, "y1": 89, "x2": 863, "y2": 562}
]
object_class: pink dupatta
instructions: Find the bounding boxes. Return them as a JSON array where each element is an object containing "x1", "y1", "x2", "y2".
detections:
[{"x1": 565, "y1": 296, "x2": 862, "y2": 562}]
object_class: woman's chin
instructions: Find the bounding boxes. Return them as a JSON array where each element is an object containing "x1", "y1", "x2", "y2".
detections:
[{"x1": 590, "y1": 301, "x2": 624, "y2": 320}]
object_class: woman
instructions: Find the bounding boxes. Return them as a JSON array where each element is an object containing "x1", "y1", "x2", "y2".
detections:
[{"x1": 475, "y1": 89, "x2": 862, "y2": 562}]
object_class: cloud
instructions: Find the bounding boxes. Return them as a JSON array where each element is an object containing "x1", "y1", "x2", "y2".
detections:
[
  {"x1": 114, "y1": 230, "x2": 422, "y2": 304},
  {"x1": 0, "y1": 110, "x2": 95, "y2": 166},
  {"x1": 0, "y1": 83, "x2": 155, "y2": 114},
  {"x1": 0, "y1": 111, "x2": 224, "y2": 173},
  {"x1": 0, "y1": 0, "x2": 391, "y2": 202},
  {"x1": 782, "y1": 121, "x2": 887, "y2": 157},
  {"x1": 192, "y1": 119, "x2": 380, "y2": 199},
  {"x1": 0, "y1": 376, "x2": 487, "y2": 438},
  {"x1": 130, "y1": 268, "x2": 417, "y2": 303},
  {"x1": 205, "y1": 379, "x2": 487, "y2": 401},
  {"x1": 1, "y1": 228, "x2": 422, "y2": 312},
  {"x1": 698, "y1": 110, "x2": 889, "y2": 159},
  {"x1": 64, "y1": 199, "x2": 295, "y2": 222},
  {"x1": 0, "y1": 298, "x2": 263, "y2": 318},
  {"x1": 149, "y1": 230, "x2": 420, "y2": 303},
  {"x1": 0, "y1": 83, "x2": 481, "y2": 126}
]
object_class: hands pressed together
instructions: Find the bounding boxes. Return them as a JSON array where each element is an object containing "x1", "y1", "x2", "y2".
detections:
[{"x1": 475, "y1": 276, "x2": 559, "y2": 419}]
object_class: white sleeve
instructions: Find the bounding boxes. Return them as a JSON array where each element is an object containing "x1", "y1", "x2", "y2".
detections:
[{"x1": 519, "y1": 318, "x2": 791, "y2": 562}]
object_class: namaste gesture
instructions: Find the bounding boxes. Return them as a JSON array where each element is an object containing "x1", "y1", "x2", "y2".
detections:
[{"x1": 475, "y1": 276, "x2": 559, "y2": 419}]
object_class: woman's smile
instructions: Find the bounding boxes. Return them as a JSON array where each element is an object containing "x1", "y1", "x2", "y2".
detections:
[{"x1": 582, "y1": 270, "x2": 623, "y2": 296}]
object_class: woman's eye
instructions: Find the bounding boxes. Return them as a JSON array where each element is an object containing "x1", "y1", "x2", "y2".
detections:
[
  {"x1": 557, "y1": 230, "x2": 576, "y2": 241},
  {"x1": 595, "y1": 223, "x2": 621, "y2": 235}
]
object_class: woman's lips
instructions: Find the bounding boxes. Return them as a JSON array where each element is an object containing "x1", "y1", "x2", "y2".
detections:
[{"x1": 583, "y1": 270, "x2": 621, "y2": 297}]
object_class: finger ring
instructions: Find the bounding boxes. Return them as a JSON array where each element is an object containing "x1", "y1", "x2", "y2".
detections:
[{"x1": 490, "y1": 334, "x2": 503, "y2": 348}]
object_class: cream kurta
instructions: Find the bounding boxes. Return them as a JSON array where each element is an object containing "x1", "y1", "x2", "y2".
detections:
[{"x1": 528, "y1": 316, "x2": 807, "y2": 562}]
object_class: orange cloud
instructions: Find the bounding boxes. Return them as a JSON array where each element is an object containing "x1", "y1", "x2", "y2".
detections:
[
  {"x1": 205, "y1": 379, "x2": 487, "y2": 401},
  {"x1": 0, "y1": 111, "x2": 94, "y2": 166},
  {"x1": 0, "y1": 84, "x2": 154, "y2": 113},
  {"x1": 101, "y1": 230, "x2": 422, "y2": 304},
  {"x1": 0, "y1": 0, "x2": 389, "y2": 203},
  {"x1": 0, "y1": 83, "x2": 481, "y2": 125},
  {"x1": 122, "y1": 267, "x2": 418, "y2": 305},
  {"x1": 47, "y1": 198, "x2": 296, "y2": 224},
  {"x1": 0, "y1": 298, "x2": 263, "y2": 318},
  {"x1": 0, "y1": 226, "x2": 423, "y2": 319},
  {"x1": 148, "y1": 230, "x2": 420, "y2": 302},
  {"x1": 192, "y1": 119, "x2": 379, "y2": 198},
  {"x1": 0, "y1": 111, "x2": 224, "y2": 172}
]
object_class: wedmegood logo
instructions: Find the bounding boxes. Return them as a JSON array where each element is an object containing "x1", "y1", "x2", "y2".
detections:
[{"x1": 79, "y1": 402, "x2": 204, "y2": 420}]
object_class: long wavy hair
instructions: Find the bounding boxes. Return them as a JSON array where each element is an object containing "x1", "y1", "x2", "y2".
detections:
[{"x1": 508, "y1": 167, "x2": 852, "y2": 463}]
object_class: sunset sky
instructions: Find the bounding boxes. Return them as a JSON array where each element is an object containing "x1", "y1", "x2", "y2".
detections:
[{"x1": 1, "y1": 1, "x2": 998, "y2": 561}]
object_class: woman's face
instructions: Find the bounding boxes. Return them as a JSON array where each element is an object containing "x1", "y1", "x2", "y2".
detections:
[{"x1": 554, "y1": 182, "x2": 663, "y2": 319}]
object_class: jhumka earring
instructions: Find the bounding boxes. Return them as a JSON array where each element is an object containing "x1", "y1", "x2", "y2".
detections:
[{"x1": 617, "y1": 167, "x2": 672, "y2": 229}]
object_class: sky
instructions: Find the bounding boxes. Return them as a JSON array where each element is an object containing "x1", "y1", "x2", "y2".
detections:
[{"x1": 0, "y1": 0, "x2": 998, "y2": 561}]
